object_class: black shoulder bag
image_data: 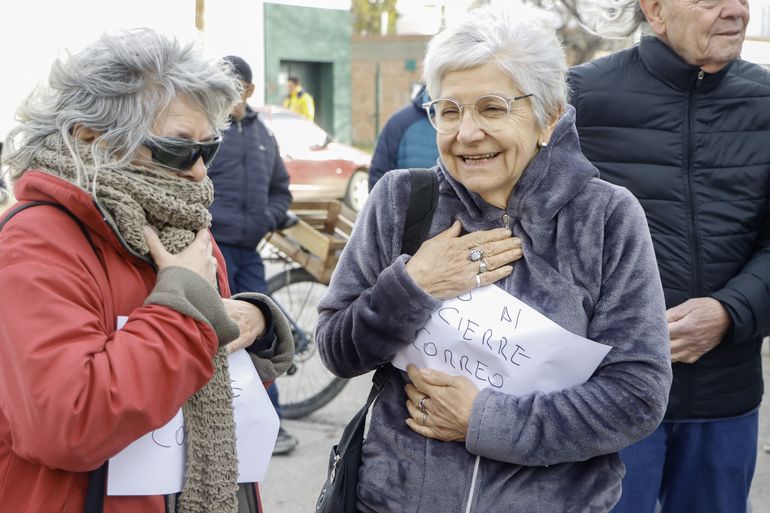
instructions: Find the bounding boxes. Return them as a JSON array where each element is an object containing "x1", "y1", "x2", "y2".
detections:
[
  {"x1": 315, "y1": 168, "x2": 439, "y2": 513},
  {"x1": 0, "y1": 201, "x2": 109, "y2": 513}
]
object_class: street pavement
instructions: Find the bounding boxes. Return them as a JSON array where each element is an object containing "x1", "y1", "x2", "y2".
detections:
[{"x1": 261, "y1": 343, "x2": 770, "y2": 513}]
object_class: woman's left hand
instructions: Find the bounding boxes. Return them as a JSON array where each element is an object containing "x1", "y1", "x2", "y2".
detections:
[
  {"x1": 404, "y1": 364, "x2": 479, "y2": 442},
  {"x1": 222, "y1": 299, "x2": 266, "y2": 353}
]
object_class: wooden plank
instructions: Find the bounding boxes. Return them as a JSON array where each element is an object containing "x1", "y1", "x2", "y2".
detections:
[
  {"x1": 281, "y1": 219, "x2": 332, "y2": 259},
  {"x1": 304, "y1": 257, "x2": 328, "y2": 284},
  {"x1": 328, "y1": 239, "x2": 347, "y2": 252},
  {"x1": 339, "y1": 204, "x2": 358, "y2": 222},
  {"x1": 264, "y1": 199, "x2": 359, "y2": 284},
  {"x1": 324, "y1": 201, "x2": 341, "y2": 234},
  {"x1": 265, "y1": 233, "x2": 328, "y2": 283},
  {"x1": 289, "y1": 200, "x2": 336, "y2": 212}
]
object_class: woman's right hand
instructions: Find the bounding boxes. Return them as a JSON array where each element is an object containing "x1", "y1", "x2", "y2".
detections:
[
  {"x1": 144, "y1": 226, "x2": 218, "y2": 286},
  {"x1": 405, "y1": 220, "x2": 522, "y2": 300}
]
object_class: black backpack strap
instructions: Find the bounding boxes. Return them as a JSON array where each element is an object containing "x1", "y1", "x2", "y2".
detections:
[
  {"x1": 371, "y1": 170, "x2": 438, "y2": 391},
  {"x1": 401, "y1": 168, "x2": 439, "y2": 256},
  {"x1": 0, "y1": 200, "x2": 108, "y2": 513},
  {"x1": 82, "y1": 464, "x2": 109, "y2": 513}
]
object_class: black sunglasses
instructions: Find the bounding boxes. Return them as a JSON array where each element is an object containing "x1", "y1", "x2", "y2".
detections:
[{"x1": 143, "y1": 136, "x2": 222, "y2": 171}]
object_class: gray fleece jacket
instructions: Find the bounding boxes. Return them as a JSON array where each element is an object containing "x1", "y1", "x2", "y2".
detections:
[{"x1": 316, "y1": 107, "x2": 672, "y2": 513}]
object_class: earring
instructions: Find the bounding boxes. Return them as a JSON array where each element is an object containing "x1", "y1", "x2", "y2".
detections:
[{"x1": 539, "y1": 140, "x2": 548, "y2": 148}]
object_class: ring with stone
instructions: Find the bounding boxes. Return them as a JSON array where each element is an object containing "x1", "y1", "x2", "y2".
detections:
[
  {"x1": 468, "y1": 248, "x2": 484, "y2": 262},
  {"x1": 475, "y1": 274, "x2": 482, "y2": 288},
  {"x1": 479, "y1": 259, "x2": 488, "y2": 273}
]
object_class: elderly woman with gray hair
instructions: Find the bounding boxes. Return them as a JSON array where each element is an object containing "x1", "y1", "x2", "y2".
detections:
[
  {"x1": 0, "y1": 30, "x2": 293, "y2": 513},
  {"x1": 316, "y1": 4, "x2": 672, "y2": 513}
]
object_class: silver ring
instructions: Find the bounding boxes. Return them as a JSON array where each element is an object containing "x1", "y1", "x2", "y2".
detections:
[
  {"x1": 468, "y1": 248, "x2": 483, "y2": 262},
  {"x1": 422, "y1": 412, "x2": 428, "y2": 425},
  {"x1": 418, "y1": 396, "x2": 428, "y2": 414},
  {"x1": 479, "y1": 259, "x2": 488, "y2": 273},
  {"x1": 475, "y1": 274, "x2": 482, "y2": 288}
]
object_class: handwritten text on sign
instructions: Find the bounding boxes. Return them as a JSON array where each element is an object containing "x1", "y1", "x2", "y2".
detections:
[
  {"x1": 392, "y1": 285, "x2": 611, "y2": 396},
  {"x1": 107, "y1": 339, "x2": 279, "y2": 496}
]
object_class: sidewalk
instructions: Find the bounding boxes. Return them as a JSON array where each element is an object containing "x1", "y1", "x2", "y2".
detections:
[{"x1": 261, "y1": 343, "x2": 770, "y2": 512}]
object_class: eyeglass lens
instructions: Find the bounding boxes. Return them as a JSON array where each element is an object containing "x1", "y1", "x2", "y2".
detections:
[{"x1": 427, "y1": 95, "x2": 524, "y2": 134}]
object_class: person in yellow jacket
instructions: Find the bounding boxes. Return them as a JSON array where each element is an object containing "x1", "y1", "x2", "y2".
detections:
[{"x1": 283, "y1": 76, "x2": 315, "y2": 121}]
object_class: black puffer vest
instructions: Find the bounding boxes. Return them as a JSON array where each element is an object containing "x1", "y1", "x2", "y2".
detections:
[{"x1": 569, "y1": 36, "x2": 770, "y2": 420}]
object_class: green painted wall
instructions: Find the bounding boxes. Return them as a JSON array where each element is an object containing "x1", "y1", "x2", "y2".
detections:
[{"x1": 264, "y1": 3, "x2": 352, "y2": 143}]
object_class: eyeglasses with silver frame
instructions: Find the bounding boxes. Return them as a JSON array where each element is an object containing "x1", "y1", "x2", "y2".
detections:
[{"x1": 423, "y1": 93, "x2": 534, "y2": 134}]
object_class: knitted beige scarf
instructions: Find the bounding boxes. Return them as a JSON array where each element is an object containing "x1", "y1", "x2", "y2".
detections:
[{"x1": 29, "y1": 134, "x2": 239, "y2": 513}]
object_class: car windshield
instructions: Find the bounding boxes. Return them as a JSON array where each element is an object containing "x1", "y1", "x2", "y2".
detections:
[{"x1": 267, "y1": 113, "x2": 329, "y2": 152}]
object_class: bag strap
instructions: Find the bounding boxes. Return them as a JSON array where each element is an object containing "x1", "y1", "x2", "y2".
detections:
[
  {"x1": 401, "y1": 168, "x2": 439, "y2": 256},
  {"x1": 367, "y1": 365, "x2": 391, "y2": 405},
  {"x1": 362, "y1": 169, "x2": 439, "y2": 407},
  {"x1": 0, "y1": 201, "x2": 108, "y2": 513}
]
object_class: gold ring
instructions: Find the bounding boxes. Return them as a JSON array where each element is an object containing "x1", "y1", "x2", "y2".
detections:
[
  {"x1": 475, "y1": 274, "x2": 482, "y2": 287},
  {"x1": 422, "y1": 412, "x2": 428, "y2": 425}
]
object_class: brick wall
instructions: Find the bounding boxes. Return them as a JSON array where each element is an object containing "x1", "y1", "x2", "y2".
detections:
[{"x1": 351, "y1": 35, "x2": 430, "y2": 149}]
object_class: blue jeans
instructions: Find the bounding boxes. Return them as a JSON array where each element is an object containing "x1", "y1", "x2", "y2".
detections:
[
  {"x1": 611, "y1": 411, "x2": 758, "y2": 513},
  {"x1": 218, "y1": 243, "x2": 267, "y2": 295}
]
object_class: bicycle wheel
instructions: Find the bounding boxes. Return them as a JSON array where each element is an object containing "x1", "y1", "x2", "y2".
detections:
[{"x1": 268, "y1": 267, "x2": 348, "y2": 418}]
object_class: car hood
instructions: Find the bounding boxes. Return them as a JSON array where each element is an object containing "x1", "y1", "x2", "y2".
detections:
[
  {"x1": 286, "y1": 141, "x2": 371, "y2": 167},
  {"x1": 325, "y1": 142, "x2": 371, "y2": 166}
]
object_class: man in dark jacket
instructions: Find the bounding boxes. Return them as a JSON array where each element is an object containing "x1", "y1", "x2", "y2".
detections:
[
  {"x1": 569, "y1": 1, "x2": 769, "y2": 512},
  {"x1": 209, "y1": 56, "x2": 291, "y2": 295},
  {"x1": 368, "y1": 85, "x2": 438, "y2": 191},
  {"x1": 210, "y1": 56, "x2": 297, "y2": 455}
]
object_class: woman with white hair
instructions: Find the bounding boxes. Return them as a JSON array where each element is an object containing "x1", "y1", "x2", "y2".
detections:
[
  {"x1": 0, "y1": 30, "x2": 293, "y2": 513},
  {"x1": 316, "y1": 4, "x2": 672, "y2": 512}
]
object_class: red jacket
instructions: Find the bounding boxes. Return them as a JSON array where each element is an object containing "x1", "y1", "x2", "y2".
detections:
[{"x1": 0, "y1": 171, "x2": 246, "y2": 513}]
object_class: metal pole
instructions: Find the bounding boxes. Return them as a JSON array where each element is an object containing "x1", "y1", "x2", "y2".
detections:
[
  {"x1": 195, "y1": 0, "x2": 205, "y2": 31},
  {"x1": 374, "y1": 62, "x2": 381, "y2": 142}
]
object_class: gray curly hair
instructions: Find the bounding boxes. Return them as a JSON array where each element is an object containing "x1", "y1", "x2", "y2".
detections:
[{"x1": 2, "y1": 29, "x2": 241, "y2": 185}]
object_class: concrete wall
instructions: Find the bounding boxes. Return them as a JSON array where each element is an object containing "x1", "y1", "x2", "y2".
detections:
[
  {"x1": 351, "y1": 35, "x2": 430, "y2": 149},
  {"x1": 264, "y1": 3, "x2": 352, "y2": 143}
]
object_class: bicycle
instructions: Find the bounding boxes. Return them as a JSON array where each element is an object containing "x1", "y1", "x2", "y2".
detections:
[{"x1": 259, "y1": 201, "x2": 355, "y2": 418}]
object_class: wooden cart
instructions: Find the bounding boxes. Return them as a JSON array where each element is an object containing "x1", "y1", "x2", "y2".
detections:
[{"x1": 264, "y1": 200, "x2": 357, "y2": 285}]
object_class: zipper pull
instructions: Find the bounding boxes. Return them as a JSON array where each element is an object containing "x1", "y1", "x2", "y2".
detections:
[
  {"x1": 697, "y1": 70, "x2": 704, "y2": 80},
  {"x1": 501, "y1": 213, "x2": 510, "y2": 229}
]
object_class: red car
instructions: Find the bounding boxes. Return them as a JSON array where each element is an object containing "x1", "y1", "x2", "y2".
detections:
[{"x1": 255, "y1": 105, "x2": 371, "y2": 212}]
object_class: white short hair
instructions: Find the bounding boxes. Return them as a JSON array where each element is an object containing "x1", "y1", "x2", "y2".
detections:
[{"x1": 422, "y1": 3, "x2": 567, "y2": 130}]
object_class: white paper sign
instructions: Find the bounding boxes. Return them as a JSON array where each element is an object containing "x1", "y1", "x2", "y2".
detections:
[
  {"x1": 392, "y1": 285, "x2": 611, "y2": 396},
  {"x1": 107, "y1": 348, "x2": 279, "y2": 496},
  {"x1": 230, "y1": 348, "x2": 280, "y2": 483}
]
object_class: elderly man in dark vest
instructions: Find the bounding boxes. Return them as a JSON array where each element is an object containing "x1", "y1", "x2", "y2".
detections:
[{"x1": 569, "y1": 1, "x2": 769, "y2": 512}]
